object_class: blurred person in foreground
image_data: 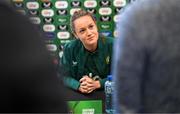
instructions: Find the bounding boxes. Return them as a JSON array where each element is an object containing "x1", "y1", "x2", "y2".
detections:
[
  {"x1": 0, "y1": 2, "x2": 67, "y2": 113},
  {"x1": 60, "y1": 9, "x2": 114, "y2": 94},
  {"x1": 113, "y1": 0, "x2": 180, "y2": 113}
]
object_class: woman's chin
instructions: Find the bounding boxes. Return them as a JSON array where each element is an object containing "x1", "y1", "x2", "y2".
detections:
[{"x1": 87, "y1": 41, "x2": 96, "y2": 46}]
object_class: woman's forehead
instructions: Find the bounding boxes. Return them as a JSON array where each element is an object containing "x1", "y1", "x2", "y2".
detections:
[{"x1": 74, "y1": 15, "x2": 95, "y2": 27}]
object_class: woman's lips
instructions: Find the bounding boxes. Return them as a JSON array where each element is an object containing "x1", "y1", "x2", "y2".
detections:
[{"x1": 87, "y1": 36, "x2": 94, "y2": 41}]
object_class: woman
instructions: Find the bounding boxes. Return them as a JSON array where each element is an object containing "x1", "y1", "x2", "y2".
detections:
[{"x1": 61, "y1": 9, "x2": 114, "y2": 94}]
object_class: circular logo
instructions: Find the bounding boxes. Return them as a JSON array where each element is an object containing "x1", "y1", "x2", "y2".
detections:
[
  {"x1": 41, "y1": 9, "x2": 54, "y2": 17},
  {"x1": 57, "y1": 32, "x2": 70, "y2": 39},
  {"x1": 99, "y1": 8, "x2": 112, "y2": 15},
  {"x1": 30, "y1": 17, "x2": 41, "y2": 24},
  {"x1": 43, "y1": 24, "x2": 55, "y2": 32},
  {"x1": 26, "y1": 2, "x2": 39, "y2": 10},
  {"x1": 84, "y1": 0, "x2": 97, "y2": 8},
  {"x1": 55, "y1": 1, "x2": 68, "y2": 9}
]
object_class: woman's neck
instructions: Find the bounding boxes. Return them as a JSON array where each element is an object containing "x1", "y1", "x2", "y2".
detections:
[{"x1": 84, "y1": 43, "x2": 97, "y2": 52}]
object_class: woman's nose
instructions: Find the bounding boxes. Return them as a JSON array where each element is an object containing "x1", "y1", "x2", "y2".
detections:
[{"x1": 86, "y1": 29, "x2": 92, "y2": 36}]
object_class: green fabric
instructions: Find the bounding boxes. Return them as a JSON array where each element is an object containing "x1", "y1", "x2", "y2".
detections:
[{"x1": 60, "y1": 36, "x2": 114, "y2": 90}]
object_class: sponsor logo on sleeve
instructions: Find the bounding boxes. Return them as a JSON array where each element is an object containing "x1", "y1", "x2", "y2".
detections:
[{"x1": 72, "y1": 61, "x2": 78, "y2": 66}]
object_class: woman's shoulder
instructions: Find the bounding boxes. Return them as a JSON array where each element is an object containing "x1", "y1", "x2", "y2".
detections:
[{"x1": 64, "y1": 39, "x2": 81, "y2": 49}]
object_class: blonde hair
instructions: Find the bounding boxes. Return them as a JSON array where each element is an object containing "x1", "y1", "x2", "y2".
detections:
[{"x1": 70, "y1": 9, "x2": 96, "y2": 34}]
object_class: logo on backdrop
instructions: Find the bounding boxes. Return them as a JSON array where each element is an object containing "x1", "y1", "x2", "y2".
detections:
[
  {"x1": 43, "y1": 24, "x2": 55, "y2": 32},
  {"x1": 58, "y1": 18, "x2": 68, "y2": 23},
  {"x1": 57, "y1": 9, "x2": 67, "y2": 15},
  {"x1": 100, "y1": 24, "x2": 111, "y2": 30},
  {"x1": 43, "y1": 17, "x2": 54, "y2": 23},
  {"x1": 41, "y1": 9, "x2": 54, "y2": 17},
  {"x1": 99, "y1": 7, "x2": 112, "y2": 15},
  {"x1": 71, "y1": 1, "x2": 81, "y2": 7},
  {"x1": 86, "y1": 8, "x2": 96, "y2": 14},
  {"x1": 58, "y1": 25, "x2": 68, "y2": 31},
  {"x1": 100, "y1": 16, "x2": 111, "y2": 22},
  {"x1": 115, "y1": 7, "x2": 123, "y2": 14},
  {"x1": 84, "y1": 0, "x2": 97, "y2": 8},
  {"x1": 42, "y1": 2, "x2": 52, "y2": 8},
  {"x1": 70, "y1": 8, "x2": 81, "y2": 15},
  {"x1": 44, "y1": 32, "x2": 56, "y2": 39},
  {"x1": 26, "y1": 2, "x2": 39, "y2": 10},
  {"x1": 100, "y1": 31, "x2": 112, "y2": 37},
  {"x1": 57, "y1": 32, "x2": 70, "y2": 39},
  {"x1": 55, "y1": 1, "x2": 68, "y2": 9},
  {"x1": 28, "y1": 10, "x2": 38, "y2": 15},
  {"x1": 46, "y1": 44, "x2": 57, "y2": 52},
  {"x1": 113, "y1": 0, "x2": 126, "y2": 7},
  {"x1": 99, "y1": 0, "x2": 111, "y2": 7},
  {"x1": 14, "y1": 2, "x2": 24, "y2": 8},
  {"x1": 30, "y1": 17, "x2": 41, "y2": 24}
]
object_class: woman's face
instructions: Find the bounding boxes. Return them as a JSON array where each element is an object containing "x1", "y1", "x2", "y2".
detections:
[{"x1": 74, "y1": 15, "x2": 99, "y2": 48}]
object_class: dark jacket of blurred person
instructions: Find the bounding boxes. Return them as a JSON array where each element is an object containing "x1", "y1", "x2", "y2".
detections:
[
  {"x1": 113, "y1": 0, "x2": 180, "y2": 113},
  {"x1": 0, "y1": 2, "x2": 67, "y2": 113}
]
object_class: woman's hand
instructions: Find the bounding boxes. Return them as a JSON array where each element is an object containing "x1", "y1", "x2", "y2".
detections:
[{"x1": 78, "y1": 76, "x2": 101, "y2": 94}]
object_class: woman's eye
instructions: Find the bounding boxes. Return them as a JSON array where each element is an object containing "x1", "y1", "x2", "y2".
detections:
[
  {"x1": 89, "y1": 25, "x2": 93, "y2": 29},
  {"x1": 79, "y1": 29, "x2": 85, "y2": 33}
]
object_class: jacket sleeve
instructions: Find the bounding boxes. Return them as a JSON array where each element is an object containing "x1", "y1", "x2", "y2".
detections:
[
  {"x1": 99, "y1": 78, "x2": 107, "y2": 89},
  {"x1": 60, "y1": 44, "x2": 80, "y2": 90}
]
